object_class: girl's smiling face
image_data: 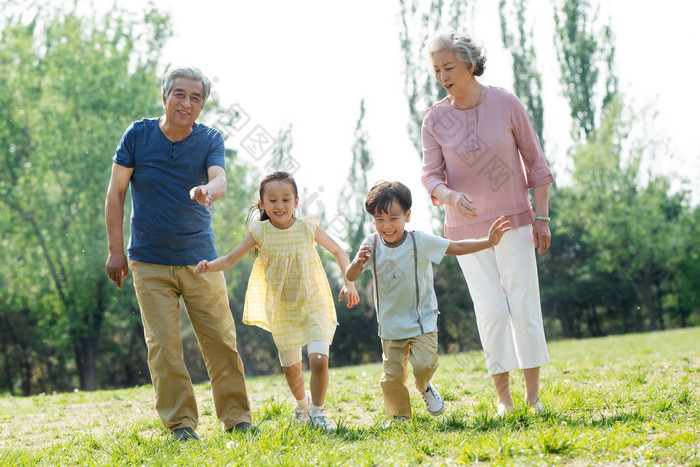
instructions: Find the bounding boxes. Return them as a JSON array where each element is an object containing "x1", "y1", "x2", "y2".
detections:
[{"x1": 259, "y1": 180, "x2": 299, "y2": 229}]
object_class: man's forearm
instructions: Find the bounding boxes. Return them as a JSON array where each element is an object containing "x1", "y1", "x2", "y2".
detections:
[
  {"x1": 207, "y1": 174, "x2": 227, "y2": 202},
  {"x1": 105, "y1": 193, "x2": 125, "y2": 253}
]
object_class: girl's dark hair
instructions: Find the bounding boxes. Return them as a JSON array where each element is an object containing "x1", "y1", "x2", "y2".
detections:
[
  {"x1": 246, "y1": 170, "x2": 299, "y2": 227},
  {"x1": 365, "y1": 181, "x2": 412, "y2": 215},
  {"x1": 245, "y1": 171, "x2": 299, "y2": 257}
]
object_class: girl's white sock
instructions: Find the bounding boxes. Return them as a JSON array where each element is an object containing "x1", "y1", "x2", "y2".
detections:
[
  {"x1": 310, "y1": 404, "x2": 324, "y2": 414},
  {"x1": 296, "y1": 395, "x2": 309, "y2": 408}
]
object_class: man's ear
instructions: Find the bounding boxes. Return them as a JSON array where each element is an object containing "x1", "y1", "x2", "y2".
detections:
[{"x1": 405, "y1": 209, "x2": 411, "y2": 222}]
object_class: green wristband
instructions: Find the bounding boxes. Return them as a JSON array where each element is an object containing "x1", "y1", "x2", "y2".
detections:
[{"x1": 534, "y1": 216, "x2": 550, "y2": 222}]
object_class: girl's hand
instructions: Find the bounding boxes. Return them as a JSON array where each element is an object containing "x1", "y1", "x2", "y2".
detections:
[
  {"x1": 447, "y1": 190, "x2": 477, "y2": 219},
  {"x1": 488, "y1": 216, "x2": 511, "y2": 246},
  {"x1": 339, "y1": 283, "x2": 360, "y2": 308},
  {"x1": 194, "y1": 260, "x2": 210, "y2": 274}
]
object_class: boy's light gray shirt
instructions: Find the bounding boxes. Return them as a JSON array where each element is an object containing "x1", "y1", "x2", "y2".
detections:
[{"x1": 362, "y1": 230, "x2": 450, "y2": 340}]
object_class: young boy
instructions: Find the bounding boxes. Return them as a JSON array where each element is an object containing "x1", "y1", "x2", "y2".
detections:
[{"x1": 345, "y1": 181, "x2": 510, "y2": 421}]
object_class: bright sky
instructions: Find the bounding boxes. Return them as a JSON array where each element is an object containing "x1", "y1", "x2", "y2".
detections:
[{"x1": 88, "y1": 0, "x2": 699, "y2": 232}]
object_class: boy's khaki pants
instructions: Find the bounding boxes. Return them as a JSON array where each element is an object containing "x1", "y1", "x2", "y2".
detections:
[
  {"x1": 380, "y1": 332, "x2": 439, "y2": 419},
  {"x1": 130, "y1": 260, "x2": 251, "y2": 431}
]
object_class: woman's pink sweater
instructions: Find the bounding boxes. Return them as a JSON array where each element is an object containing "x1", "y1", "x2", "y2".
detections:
[{"x1": 421, "y1": 86, "x2": 554, "y2": 239}]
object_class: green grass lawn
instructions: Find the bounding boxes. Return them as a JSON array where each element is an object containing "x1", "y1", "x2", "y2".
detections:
[{"x1": 1, "y1": 328, "x2": 698, "y2": 466}]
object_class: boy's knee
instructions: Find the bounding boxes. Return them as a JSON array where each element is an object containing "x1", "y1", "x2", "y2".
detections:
[{"x1": 412, "y1": 360, "x2": 438, "y2": 378}]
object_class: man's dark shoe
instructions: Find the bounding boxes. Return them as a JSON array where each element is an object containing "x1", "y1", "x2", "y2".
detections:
[
  {"x1": 173, "y1": 427, "x2": 199, "y2": 442},
  {"x1": 226, "y1": 421, "x2": 254, "y2": 433}
]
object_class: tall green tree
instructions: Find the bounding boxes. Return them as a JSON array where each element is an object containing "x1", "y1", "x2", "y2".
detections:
[
  {"x1": 334, "y1": 99, "x2": 380, "y2": 365},
  {"x1": 498, "y1": 0, "x2": 545, "y2": 148},
  {"x1": 398, "y1": 0, "x2": 473, "y2": 154},
  {"x1": 269, "y1": 123, "x2": 296, "y2": 173},
  {"x1": 0, "y1": 5, "x2": 170, "y2": 390},
  {"x1": 553, "y1": 0, "x2": 616, "y2": 141}
]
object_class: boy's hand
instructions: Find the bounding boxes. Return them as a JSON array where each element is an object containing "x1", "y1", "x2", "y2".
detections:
[
  {"x1": 339, "y1": 283, "x2": 360, "y2": 308},
  {"x1": 194, "y1": 259, "x2": 210, "y2": 275},
  {"x1": 488, "y1": 216, "x2": 511, "y2": 246},
  {"x1": 352, "y1": 246, "x2": 373, "y2": 267}
]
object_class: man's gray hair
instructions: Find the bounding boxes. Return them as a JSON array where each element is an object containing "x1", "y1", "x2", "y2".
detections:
[{"x1": 161, "y1": 67, "x2": 212, "y2": 103}]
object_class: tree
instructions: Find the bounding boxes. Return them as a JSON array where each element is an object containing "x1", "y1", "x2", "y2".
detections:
[
  {"x1": 0, "y1": 5, "x2": 170, "y2": 391},
  {"x1": 498, "y1": 0, "x2": 545, "y2": 148},
  {"x1": 562, "y1": 99, "x2": 692, "y2": 332},
  {"x1": 553, "y1": 0, "x2": 616, "y2": 141},
  {"x1": 398, "y1": 0, "x2": 476, "y2": 154},
  {"x1": 333, "y1": 100, "x2": 380, "y2": 365}
]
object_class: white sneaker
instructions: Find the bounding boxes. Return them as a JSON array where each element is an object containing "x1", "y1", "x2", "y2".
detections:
[
  {"x1": 421, "y1": 382, "x2": 445, "y2": 416},
  {"x1": 293, "y1": 391, "x2": 311, "y2": 424},
  {"x1": 309, "y1": 406, "x2": 334, "y2": 431}
]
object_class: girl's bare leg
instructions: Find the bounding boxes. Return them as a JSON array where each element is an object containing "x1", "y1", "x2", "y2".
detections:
[
  {"x1": 308, "y1": 353, "x2": 329, "y2": 406},
  {"x1": 283, "y1": 362, "x2": 306, "y2": 401}
]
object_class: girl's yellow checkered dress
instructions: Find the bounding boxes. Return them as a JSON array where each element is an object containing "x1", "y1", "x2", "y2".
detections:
[{"x1": 243, "y1": 217, "x2": 337, "y2": 350}]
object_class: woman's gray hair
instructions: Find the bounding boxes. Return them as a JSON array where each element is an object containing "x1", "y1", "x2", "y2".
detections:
[
  {"x1": 424, "y1": 30, "x2": 487, "y2": 76},
  {"x1": 161, "y1": 67, "x2": 212, "y2": 103}
]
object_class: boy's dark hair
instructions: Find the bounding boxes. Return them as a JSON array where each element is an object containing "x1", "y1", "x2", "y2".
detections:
[{"x1": 365, "y1": 181, "x2": 412, "y2": 215}]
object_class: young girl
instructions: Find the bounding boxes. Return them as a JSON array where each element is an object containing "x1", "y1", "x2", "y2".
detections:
[{"x1": 195, "y1": 171, "x2": 359, "y2": 430}]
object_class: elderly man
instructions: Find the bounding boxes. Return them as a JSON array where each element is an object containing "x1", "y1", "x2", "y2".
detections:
[{"x1": 105, "y1": 67, "x2": 251, "y2": 441}]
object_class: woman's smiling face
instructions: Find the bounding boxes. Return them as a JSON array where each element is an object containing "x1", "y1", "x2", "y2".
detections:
[{"x1": 431, "y1": 49, "x2": 473, "y2": 97}]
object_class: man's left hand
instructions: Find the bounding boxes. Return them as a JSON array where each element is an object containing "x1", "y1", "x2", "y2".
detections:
[{"x1": 190, "y1": 185, "x2": 213, "y2": 209}]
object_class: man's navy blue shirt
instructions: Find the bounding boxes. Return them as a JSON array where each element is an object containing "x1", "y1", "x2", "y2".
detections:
[{"x1": 114, "y1": 118, "x2": 226, "y2": 266}]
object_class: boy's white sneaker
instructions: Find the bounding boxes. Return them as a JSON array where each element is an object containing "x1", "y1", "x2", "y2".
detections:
[
  {"x1": 293, "y1": 391, "x2": 311, "y2": 424},
  {"x1": 309, "y1": 406, "x2": 334, "y2": 431},
  {"x1": 421, "y1": 382, "x2": 445, "y2": 416}
]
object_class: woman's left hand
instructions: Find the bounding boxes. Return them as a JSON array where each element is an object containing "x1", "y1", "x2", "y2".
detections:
[{"x1": 533, "y1": 219, "x2": 551, "y2": 255}]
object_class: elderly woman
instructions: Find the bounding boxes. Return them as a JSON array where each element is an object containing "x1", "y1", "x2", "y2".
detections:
[{"x1": 421, "y1": 30, "x2": 554, "y2": 415}]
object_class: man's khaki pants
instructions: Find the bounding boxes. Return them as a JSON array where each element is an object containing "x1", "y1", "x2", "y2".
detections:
[
  {"x1": 380, "y1": 332, "x2": 439, "y2": 419},
  {"x1": 130, "y1": 260, "x2": 251, "y2": 431}
]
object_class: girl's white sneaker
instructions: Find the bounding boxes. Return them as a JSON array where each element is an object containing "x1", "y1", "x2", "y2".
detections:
[
  {"x1": 293, "y1": 391, "x2": 311, "y2": 424},
  {"x1": 309, "y1": 406, "x2": 334, "y2": 431}
]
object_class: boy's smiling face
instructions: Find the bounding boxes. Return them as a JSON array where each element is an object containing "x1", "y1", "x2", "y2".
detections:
[{"x1": 372, "y1": 200, "x2": 411, "y2": 245}]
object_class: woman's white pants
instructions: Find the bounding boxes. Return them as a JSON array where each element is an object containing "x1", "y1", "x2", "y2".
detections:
[{"x1": 456, "y1": 224, "x2": 549, "y2": 375}]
